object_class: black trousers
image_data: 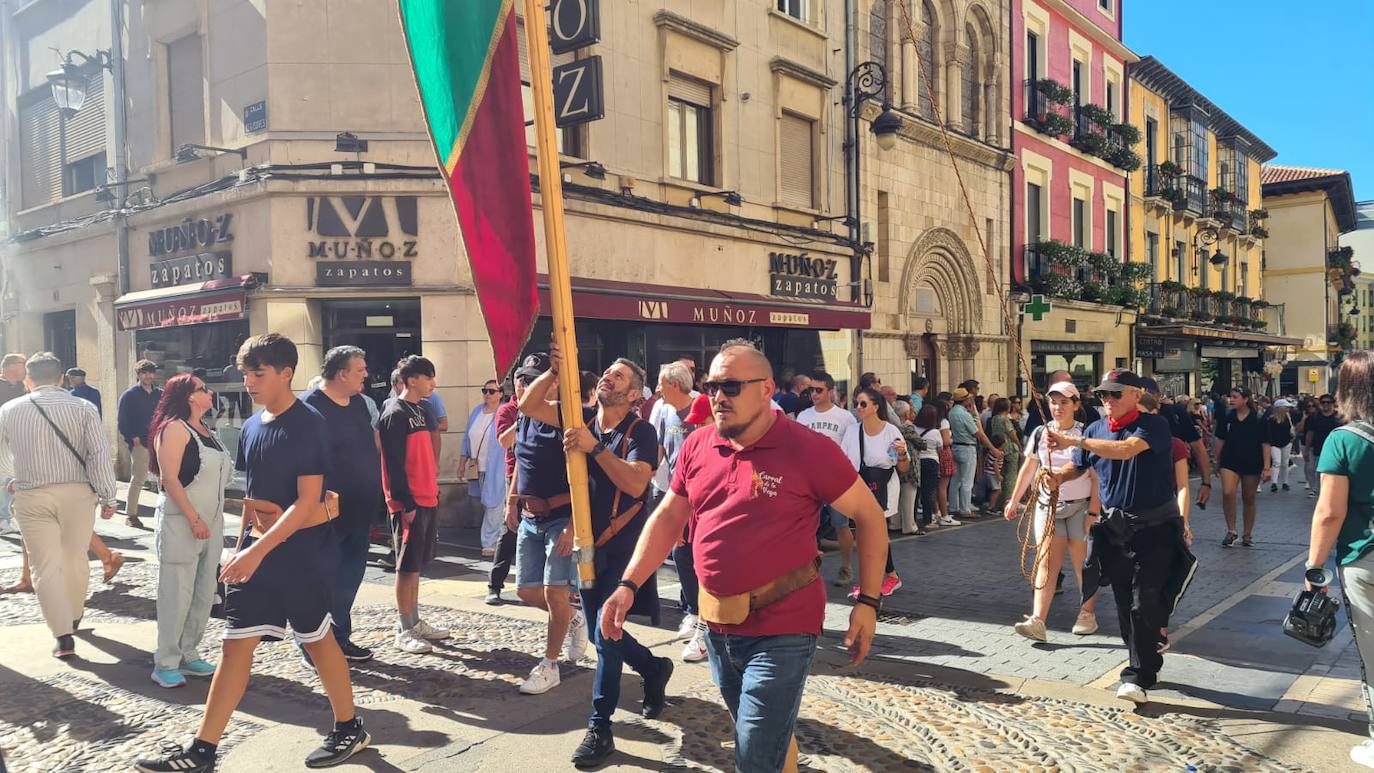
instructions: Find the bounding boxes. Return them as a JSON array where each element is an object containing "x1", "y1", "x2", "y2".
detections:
[
  {"x1": 488, "y1": 525, "x2": 518, "y2": 592},
  {"x1": 1100, "y1": 519, "x2": 1177, "y2": 689}
]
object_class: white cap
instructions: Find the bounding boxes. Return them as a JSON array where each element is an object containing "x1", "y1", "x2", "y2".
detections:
[{"x1": 1047, "y1": 381, "x2": 1080, "y2": 400}]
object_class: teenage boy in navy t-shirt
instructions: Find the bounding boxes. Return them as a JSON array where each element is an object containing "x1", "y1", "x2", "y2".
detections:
[{"x1": 136, "y1": 334, "x2": 372, "y2": 773}]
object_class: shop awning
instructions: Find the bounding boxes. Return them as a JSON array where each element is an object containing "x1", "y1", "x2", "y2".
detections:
[
  {"x1": 1139, "y1": 323, "x2": 1303, "y2": 348},
  {"x1": 114, "y1": 274, "x2": 262, "y2": 331},
  {"x1": 536, "y1": 276, "x2": 871, "y2": 330}
]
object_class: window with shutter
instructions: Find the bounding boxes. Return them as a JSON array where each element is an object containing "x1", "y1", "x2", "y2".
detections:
[
  {"x1": 778, "y1": 113, "x2": 813, "y2": 208},
  {"x1": 20, "y1": 93, "x2": 63, "y2": 208},
  {"x1": 667, "y1": 74, "x2": 713, "y2": 184},
  {"x1": 168, "y1": 34, "x2": 206, "y2": 152}
]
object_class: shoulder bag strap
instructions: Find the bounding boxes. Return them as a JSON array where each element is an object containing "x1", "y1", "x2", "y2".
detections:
[
  {"x1": 596, "y1": 417, "x2": 645, "y2": 549},
  {"x1": 1335, "y1": 421, "x2": 1374, "y2": 447},
  {"x1": 30, "y1": 395, "x2": 88, "y2": 473}
]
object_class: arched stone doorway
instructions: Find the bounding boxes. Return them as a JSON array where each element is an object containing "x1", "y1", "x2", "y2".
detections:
[{"x1": 897, "y1": 227, "x2": 985, "y2": 389}]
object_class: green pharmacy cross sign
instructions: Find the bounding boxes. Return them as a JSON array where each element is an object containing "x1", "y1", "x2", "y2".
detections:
[{"x1": 1022, "y1": 294, "x2": 1052, "y2": 322}]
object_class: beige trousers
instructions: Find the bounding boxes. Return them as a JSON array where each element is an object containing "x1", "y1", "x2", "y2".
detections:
[
  {"x1": 126, "y1": 443, "x2": 150, "y2": 515},
  {"x1": 13, "y1": 483, "x2": 98, "y2": 637}
]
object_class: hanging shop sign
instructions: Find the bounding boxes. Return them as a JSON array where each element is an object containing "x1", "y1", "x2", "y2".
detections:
[
  {"x1": 117, "y1": 289, "x2": 246, "y2": 331},
  {"x1": 549, "y1": 0, "x2": 600, "y2": 54},
  {"x1": 552, "y1": 56, "x2": 605, "y2": 128},
  {"x1": 1137, "y1": 336, "x2": 1186, "y2": 360},
  {"x1": 1031, "y1": 340, "x2": 1104, "y2": 355},
  {"x1": 768, "y1": 251, "x2": 838, "y2": 301},
  {"x1": 306, "y1": 196, "x2": 417, "y2": 286}
]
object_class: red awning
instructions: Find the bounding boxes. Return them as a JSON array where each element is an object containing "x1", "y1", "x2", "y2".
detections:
[
  {"x1": 114, "y1": 275, "x2": 260, "y2": 331},
  {"x1": 536, "y1": 276, "x2": 871, "y2": 330}
]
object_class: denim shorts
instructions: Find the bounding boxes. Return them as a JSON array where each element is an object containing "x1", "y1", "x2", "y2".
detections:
[{"x1": 516, "y1": 516, "x2": 576, "y2": 588}]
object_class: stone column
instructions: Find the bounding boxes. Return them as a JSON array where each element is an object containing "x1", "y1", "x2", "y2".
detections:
[
  {"x1": 901, "y1": 22, "x2": 918, "y2": 110},
  {"x1": 944, "y1": 42, "x2": 966, "y2": 128},
  {"x1": 89, "y1": 274, "x2": 120, "y2": 460}
]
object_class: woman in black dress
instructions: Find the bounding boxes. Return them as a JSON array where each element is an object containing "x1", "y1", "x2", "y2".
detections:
[{"x1": 1215, "y1": 386, "x2": 1272, "y2": 547}]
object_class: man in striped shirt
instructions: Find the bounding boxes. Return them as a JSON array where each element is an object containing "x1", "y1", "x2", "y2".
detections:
[{"x1": 0, "y1": 352, "x2": 117, "y2": 659}]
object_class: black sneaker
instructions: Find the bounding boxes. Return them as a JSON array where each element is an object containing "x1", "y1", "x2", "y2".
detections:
[
  {"x1": 1222, "y1": 532, "x2": 1238, "y2": 547},
  {"x1": 304, "y1": 718, "x2": 371, "y2": 768},
  {"x1": 339, "y1": 641, "x2": 374, "y2": 663},
  {"x1": 53, "y1": 634, "x2": 75, "y2": 659},
  {"x1": 135, "y1": 743, "x2": 214, "y2": 772},
  {"x1": 641, "y1": 656, "x2": 674, "y2": 719},
  {"x1": 484, "y1": 589, "x2": 502, "y2": 606},
  {"x1": 571, "y1": 725, "x2": 615, "y2": 769},
  {"x1": 1282, "y1": 483, "x2": 1290, "y2": 491}
]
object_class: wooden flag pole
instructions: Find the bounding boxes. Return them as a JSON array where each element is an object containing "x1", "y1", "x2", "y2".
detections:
[{"x1": 522, "y1": 0, "x2": 596, "y2": 588}]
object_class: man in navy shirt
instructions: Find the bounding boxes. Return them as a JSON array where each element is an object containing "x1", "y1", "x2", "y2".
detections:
[
  {"x1": 137, "y1": 334, "x2": 372, "y2": 773},
  {"x1": 117, "y1": 360, "x2": 162, "y2": 528},
  {"x1": 302, "y1": 345, "x2": 384, "y2": 664},
  {"x1": 1047, "y1": 369, "x2": 1185, "y2": 706},
  {"x1": 66, "y1": 368, "x2": 101, "y2": 415}
]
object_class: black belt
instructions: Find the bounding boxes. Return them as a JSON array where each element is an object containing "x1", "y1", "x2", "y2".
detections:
[
  {"x1": 955, "y1": 442, "x2": 977, "y2": 447},
  {"x1": 1059, "y1": 496, "x2": 1089, "y2": 505}
]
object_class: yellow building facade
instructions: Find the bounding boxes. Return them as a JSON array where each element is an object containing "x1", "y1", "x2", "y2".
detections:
[{"x1": 1125, "y1": 56, "x2": 1294, "y2": 398}]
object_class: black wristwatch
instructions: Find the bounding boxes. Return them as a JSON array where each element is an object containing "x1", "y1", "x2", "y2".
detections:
[
  {"x1": 617, "y1": 578, "x2": 640, "y2": 594},
  {"x1": 590, "y1": 439, "x2": 609, "y2": 457},
  {"x1": 1305, "y1": 566, "x2": 1332, "y2": 586},
  {"x1": 854, "y1": 593, "x2": 882, "y2": 612}
]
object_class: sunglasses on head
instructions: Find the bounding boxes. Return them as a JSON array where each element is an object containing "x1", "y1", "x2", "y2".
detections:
[
  {"x1": 703, "y1": 377, "x2": 766, "y2": 398},
  {"x1": 1095, "y1": 390, "x2": 1123, "y2": 400},
  {"x1": 481, "y1": 388, "x2": 500, "y2": 395}
]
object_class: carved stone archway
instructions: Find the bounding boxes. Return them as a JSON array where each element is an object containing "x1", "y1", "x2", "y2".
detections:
[{"x1": 897, "y1": 227, "x2": 984, "y2": 388}]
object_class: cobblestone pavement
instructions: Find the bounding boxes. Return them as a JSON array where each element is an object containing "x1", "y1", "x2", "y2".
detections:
[{"x1": 0, "y1": 474, "x2": 1363, "y2": 770}]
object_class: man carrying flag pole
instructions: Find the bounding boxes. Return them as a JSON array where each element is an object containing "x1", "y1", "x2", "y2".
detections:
[{"x1": 397, "y1": 0, "x2": 599, "y2": 586}]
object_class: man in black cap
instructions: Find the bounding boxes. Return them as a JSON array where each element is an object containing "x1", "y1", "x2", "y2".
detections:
[
  {"x1": 1140, "y1": 377, "x2": 1211, "y2": 509},
  {"x1": 1046, "y1": 368, "x2": 1189, "y2": 705},
  {"x1": 66, "y1": 368, "x2": 101, "y2": 415}
]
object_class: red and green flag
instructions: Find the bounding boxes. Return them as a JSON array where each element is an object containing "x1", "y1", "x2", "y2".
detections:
[{"x1": 399, "y1": 0, "x2": 537, "y2": 378}]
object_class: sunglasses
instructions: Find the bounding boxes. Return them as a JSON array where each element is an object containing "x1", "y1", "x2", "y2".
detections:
[
  {"x1": 804, "y1": 386, "x2": 826, "y2": 395},
  {"x1": 1321, "y1": 400, "x2": 1334, "y2": 405},
  {"x1": 481, "y1": 388, "x2": 501, "y2": 395},
  {"x1": 855, "y1": 400, "x2": 874, "y2": 408},
  {"x1": 1095, "y1": 390, "x2": 1123, "y2": 400},
  {"x1": 192, "y1": 385, "x2": 209, "y2": 393},
  {"x1": 703, "y1": 378, "x2": 766, "y2": 398}
]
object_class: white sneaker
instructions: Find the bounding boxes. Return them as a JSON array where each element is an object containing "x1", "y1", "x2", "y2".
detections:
[
  {"x1": 395, "y1": 627, "x2": 433, "y2": 654},
  {"x1": 938, "y1": 515, "x2": 962, "y2": 527},
  {"x1": 680, "y1": 628, "x2": 708, "y2": 663},
  {"x1": 0, "y1": 518, "x2": 16, "y2": 535},
  {"x1": 411, "y1": 619, "x2": 450, "y2": 641},
  {"x1": 676, "y1": 613, "x2": 699, "y2": 641},
  {"x1": 1350, "y1": 739, "x2": 1374, "y2": 769},
  {"x1": 519, "y1": 659, "x2": 561, "y2": 695},
  {"x1": 1115, "y1": 683, "x2": 1148, "y2": 704},
  {"x1": 565, "y1": 609, "x2": 588, "y2": 662}
]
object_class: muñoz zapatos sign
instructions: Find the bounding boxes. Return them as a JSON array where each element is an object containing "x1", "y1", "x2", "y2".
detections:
[{"x1": 116, "y1": 290, "x2": 246, "y2": 331}]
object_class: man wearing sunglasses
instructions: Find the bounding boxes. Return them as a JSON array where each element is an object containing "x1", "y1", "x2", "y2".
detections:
[
  {"x1": 797, "y1": 372, "x2": 860, "y2": 585},
  {"x1": 1045, "y1": 368, "x2": 1190, "y2": 706},
  {"x1": 601, "y1": 340, "x2": 889, "y2": 773},
  {"x1": 519, "y1": 345, "x2": 671, "y2": 768}
]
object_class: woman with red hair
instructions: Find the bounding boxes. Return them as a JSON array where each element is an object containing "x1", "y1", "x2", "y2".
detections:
[{"x1": 149, "y1": 373, "x2": 232, "y2": 689}]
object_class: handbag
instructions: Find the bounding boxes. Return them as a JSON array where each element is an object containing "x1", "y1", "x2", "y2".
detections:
[{"x1": 857, "y1": 427, "x2": 895, "y2": 511}]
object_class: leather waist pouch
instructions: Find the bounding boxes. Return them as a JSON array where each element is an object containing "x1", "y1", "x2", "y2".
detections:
[
  {"x1": 245, "y1": 490, "x2": 339, "y2": 538},
  {"x1": 698, "y1": 555, "x2": 822, "y2": 626},
  {"x1": 513, "y1": 492, "x2": 572, "y2": 517}
]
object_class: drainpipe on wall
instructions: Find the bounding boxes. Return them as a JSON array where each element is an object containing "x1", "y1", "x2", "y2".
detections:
[{"x1": 844, "y1": 0, "x2": 862, "y2": 380}]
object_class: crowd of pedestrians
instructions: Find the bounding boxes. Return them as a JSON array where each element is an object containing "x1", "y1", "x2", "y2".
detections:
[{"x1": 3, "y1": 330, "x2": 1373, "y2": 770}]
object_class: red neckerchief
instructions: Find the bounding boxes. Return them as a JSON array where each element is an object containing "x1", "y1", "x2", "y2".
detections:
[{"x1": 1107, "y1": 409, "x2": 1141, "y2": 432}]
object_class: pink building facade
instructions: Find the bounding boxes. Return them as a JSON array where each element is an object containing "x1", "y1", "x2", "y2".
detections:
[{"x1": 1010, "y1": 0, "x2": 1139, "y2": 389}]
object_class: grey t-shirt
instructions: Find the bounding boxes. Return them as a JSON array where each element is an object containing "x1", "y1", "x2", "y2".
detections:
[{"x1": 651, "y1": 400, "x2": 694, "y2": 494}]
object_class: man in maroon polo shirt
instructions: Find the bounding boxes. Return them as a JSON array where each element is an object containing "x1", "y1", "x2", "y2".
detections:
[{"x1": 601, "y1": 339, "x2": 888, "y2": 772}]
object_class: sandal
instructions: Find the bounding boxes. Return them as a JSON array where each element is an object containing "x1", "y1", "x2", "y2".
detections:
[{"x1": 102, "y1": 551, "x2": 125, "y2": 583}]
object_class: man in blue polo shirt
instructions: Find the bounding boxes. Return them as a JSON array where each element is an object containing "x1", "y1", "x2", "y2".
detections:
[{"x1": 1046, "y1": 368, "x2": 1186, "y2": 706}]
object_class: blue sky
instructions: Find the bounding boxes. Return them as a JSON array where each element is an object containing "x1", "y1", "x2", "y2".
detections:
[{"x1": 1125, "y1": 0, "x2": 1374, "y2": 201}]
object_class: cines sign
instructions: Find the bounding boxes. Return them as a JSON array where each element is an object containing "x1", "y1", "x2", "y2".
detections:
[
  {"x1": 306, "y1": 196, "x2": 418, "y2": 286},
  {"x1": 147, "y1": 214, "x2": 235, "y2": 289},
  {"x1": 768, "y1": 251, "x2": 838, "y2": 301}
]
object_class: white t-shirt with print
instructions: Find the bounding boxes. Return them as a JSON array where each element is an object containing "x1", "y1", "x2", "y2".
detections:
[{"x1": 797, "y1": 404, "x2": 858, "y2": 447}]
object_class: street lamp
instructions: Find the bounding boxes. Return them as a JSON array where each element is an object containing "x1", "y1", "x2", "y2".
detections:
[
  {"x1": 842, "y1": 61, "x2": 902, "y2": 295},
  {"x1": 45, "y1": 50, "x2": 113, "y2": 118}
]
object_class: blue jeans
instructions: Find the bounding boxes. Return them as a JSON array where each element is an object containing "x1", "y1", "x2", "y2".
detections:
[
  {"x1": 331, "y1": 526, "x2": 372, "y2": 643},
  {"x1": 516, "y1": 516, "x2": 576, "y2": 587},
  {"x1": 706, "y1": 632, "x2": 818, "y2": 773},
  {"x1": 584, "y1": 578, "x2": 662, "y2": 727},
  {"x1": 951, "y1": 445, "x2": 978, "y2": 514}
]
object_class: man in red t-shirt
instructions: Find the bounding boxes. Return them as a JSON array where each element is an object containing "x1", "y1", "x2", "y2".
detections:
[{"x1": 600, "y1": 340, "x2": 889, "y2": 772}]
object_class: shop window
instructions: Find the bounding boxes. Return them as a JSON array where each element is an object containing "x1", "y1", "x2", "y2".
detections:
[
  {"x1": 167, "y1": 33, "x2": 206, "y2": 153},
  {"x1": 136, "y1": 319, "x2": 252, "y2": 456},
  {"x1": 778, "y1": 112, "x2": 815, "y2": 208},
  {"x1": 668, "y1": 75, "x2": 714, "y2": 185}
]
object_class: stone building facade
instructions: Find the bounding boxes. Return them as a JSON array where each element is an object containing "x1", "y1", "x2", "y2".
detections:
[{"x1": 859, "y1": 0, "x2": 1014, "y2": 395}]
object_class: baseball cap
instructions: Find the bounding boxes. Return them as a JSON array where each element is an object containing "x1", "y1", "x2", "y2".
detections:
[
  {"x1": 1274, "y1": 398, "x2": 1295, "y2": 409},
  {"x1": 1046, "y1": 381, "x2": 1079, "y2": 400},
  {"x1": 136, "y1": 360, "x2": 159, "y2": 373},
  {"x1": 515, "y1": 352, "x2": 551, "y2": 381},
  {"x1": 1139, "y1": 377, "x2": 1160, "y2": 396},
  {"x1": 1094, "y1": 368, "x2": 1145, "y2": 392},
  {"x1": 65, "y1": 367, "x2": 86, "y2": 378}
]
